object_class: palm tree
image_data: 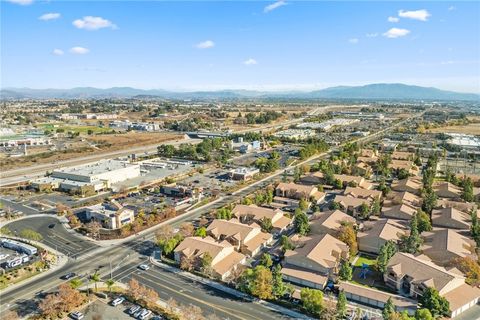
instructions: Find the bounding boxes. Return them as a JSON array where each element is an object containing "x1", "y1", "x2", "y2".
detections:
[
  {"x1": 69, "y1": 278, "x2": 83, "y2": 290},
  {"x1": 105, "y1": 278, "x2": 115, "y2": 293},
  {"x1": 90, "y1": 272, "x2": 101, "y2": 292}
]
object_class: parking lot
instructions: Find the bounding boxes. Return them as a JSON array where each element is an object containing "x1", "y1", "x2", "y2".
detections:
[
  {"x1": 5, "y1": 216, "x2": 99, "y2": 258},
  {"x1": 78, "y1": 300, "x2": 131, "y2": 320}
]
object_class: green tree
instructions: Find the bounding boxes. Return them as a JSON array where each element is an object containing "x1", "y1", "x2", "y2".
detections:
[
  {"x1": 216, "y1": 207, "x2": 232, "y2": 220},
  {"x1": 201, "y1": 252, "x2": 213, "y2": 275},
  {"x1": 300, "y1": 288, "x2": 324, "y2": 316},
  {"x1": 416, "y1": 209, "x2": 432, "y2": 234},
  {"x1": 299, "y1": 198, "x2": 309, "y2": 211},
  {"x1": 336, "y1": 291, "x2": 347, "y2": 319},
  {"x1": 337, "y1": 222, "x2": 358, "y2": 256},
  {"x1": 69, "y1": 278, "x2": 83, "y2": 289},
  {"x1": 90, "y1": 272, "x2": 101, "y2": 292},
  {"x1": 260, "y1": 217, "x2": 273, "y2": 233},
  {"x1": 338, "y1": 259, "x2": 352, "y2": 281},
  {"x1": 280, "y1": 235, "x2": 294, "y2": 251},
  {"x1": 260, "y1": 253, "x2": 273, "y2": 268},
  {"x1": 422, "y1": 189, "x2": 437, "y2": 215},
  {"x1": 250, "y1": 266, "x2": 273, "y2": 299},
  {"x1": 293, "y1": 210, "x2": 310, "y2": 235},
  {"x1": 471, "y1": 207, "x2": 480, "y2": 246},
  {"x1": 463, "y1": 178, "x2": 474, "y2": 202},
  {"x1": 377, "y1": 240, "x2": 397, "y2": 273},
  {"x1": 272, "y1": 264, "x2": 289, "y2": 299},
  {"x1": 329, "y1": 201, "x2": 342, "y2": 210},
  {"x1": 157, "y1": 144, "x2": 176, "y2": 158},
  {"x1": 418, "y1": 287, "x2": 450, "y2": 318},
  {"x1": 195, "y1": 226, "x2": 207, "y2": 238},
  {"x1": 401, "y1": 213, "x2": 422, "y2": 254},
  {"x1": 383, "y1": 297, "x2": 396, "y2": 320},
  {"x1": 105, "y1": 279, "x2": 115, "y2": 293},
  {"x1": 359, "y1": 202, "x2": 371, "y2": 219},
  {"x1": 370, "y1": 198, "x2": 382, "y2": 216},
  {"x1": 415, "y1": 309, "x2": 433, "y2": 320}
]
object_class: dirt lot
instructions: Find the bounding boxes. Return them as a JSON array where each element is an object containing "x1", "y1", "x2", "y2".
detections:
[
  {"x1": 0, "y1": 132, "x2": 181, "y2": 170},
  {"x1": 428, "y1": 123, "x2": 480, "y2": 135},
  {"x1": 87, "y1": 131, "x2": 181, "y2": 148}
]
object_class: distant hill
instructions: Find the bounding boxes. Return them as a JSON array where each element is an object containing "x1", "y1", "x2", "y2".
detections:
[{"x1": 1, "y1": 83, "x2": 478, "y2": 101}]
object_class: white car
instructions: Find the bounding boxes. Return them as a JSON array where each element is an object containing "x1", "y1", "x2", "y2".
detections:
[
  {"x1": 139, "y1": 310, "x2": 152, "y2": 319},
  {"x1": 111, "y1": 297, "x2": 125, "y2": 306},
  {"x1": 70, "y1": 311, "x2": 84, "y2": 320},
  {"x1": 139, "y1": 264, "x2": 150, "y2": 271}
]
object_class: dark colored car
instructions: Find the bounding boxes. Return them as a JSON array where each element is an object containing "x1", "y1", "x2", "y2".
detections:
[
  {"x1": 61, "y1": 272, "x2": 76, "y2": 280},
  {"x1": 48, "y1": 223, "x2": 56, "y2": 228}
]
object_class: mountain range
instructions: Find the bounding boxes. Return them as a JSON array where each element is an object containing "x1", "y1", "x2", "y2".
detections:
[{"x1": 1, "y1": 83, "x2": 479, "y2": 101}]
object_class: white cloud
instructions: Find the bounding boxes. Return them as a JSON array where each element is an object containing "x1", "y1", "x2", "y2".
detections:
[
  {"x1": 388, "y1": 16, "x2": 400, "y2": 23},
  {"x1": 6, "y1": 0, "x2": 33, "y2": 5},
  {"x1": 264, "y1": 0, "x2": 287, "y2": 13},
  {"x1": 69, "y1": 46, "x2": 90, "y2": 54},
  {"x1": 39, "y1": 13, "x2": 61, "y2": 21},
  {"x1": 383, "y1": 28, "x2": 410, "y2": 38},
  {"x1": 366, "y1": 33, "x2": 378, "y2": 38},
  {"x1": 73, "y1": 16, "x2": 117, "y2": 30},
  {"x1": 348, "y1": 38, "x2": 359, "y2": 44},
  {"x1": 448, "y1": 6, "x2": 456, "y2": 11},
  {"x1": 244, "y1": 58, "x2": 258, "y2": 65},
  {"x1": 196, "y1": 40, "x2": 215, "y2": 49},
  {"x1": 52, "y1": 49, "x2": 64, "y2": 56},
  {"x1": 398, "y1": 9, "x2": 431, "y2": 21}
]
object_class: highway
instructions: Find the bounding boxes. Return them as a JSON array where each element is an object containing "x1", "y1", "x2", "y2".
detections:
[{"x1": 0, "y1": 111, "x2": 424, "y2": 318}]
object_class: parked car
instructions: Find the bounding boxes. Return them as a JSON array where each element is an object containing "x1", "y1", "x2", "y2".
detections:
[
  {"x1": 69, "y1": 311, "x2": 84, "y2": 320},
  {"x1": 139, "y1": 264, "x2": 150, "y2": 271},
  {"x1": 111, "y1": 297, "x2": 125, "y2": 306},
  {"x1": 129, "y1": 305, "x2": 141, "y2": 315},
  {"x1": 134, "y1": 308, "x2": 146, "y2": 318},
  {"x1": 139, "y1": 309, "x2": 152, "y2": 319}
]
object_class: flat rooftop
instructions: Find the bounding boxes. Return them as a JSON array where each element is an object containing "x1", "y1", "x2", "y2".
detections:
[{"x1": 53, "y1": 159, "x2": 138, "y2": 176}]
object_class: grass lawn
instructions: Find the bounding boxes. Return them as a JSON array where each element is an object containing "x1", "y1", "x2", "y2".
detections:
[{"x1": 353, "y1": 255, "x2": 377, "y2": 267}]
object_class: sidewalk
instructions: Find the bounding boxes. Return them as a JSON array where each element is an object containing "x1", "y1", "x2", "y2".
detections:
[
  {"x1": 149, "y1": 256, "x2": 313, "y2": 320},
  {"x1": 0, "y1": 236, "x2": 68, "y2": 295}
]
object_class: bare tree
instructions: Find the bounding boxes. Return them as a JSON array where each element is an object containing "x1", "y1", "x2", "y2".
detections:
[
  {"x1": 179, "y1": 222, "x2": 195, "y2": 237},
  {"x1": 86, "y1": 221, "x2": 102, "y2": 238}
]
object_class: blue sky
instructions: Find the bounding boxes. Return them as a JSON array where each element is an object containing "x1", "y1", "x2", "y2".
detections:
[{"x1": 1, "y1": 1, "x2": 479, "y2": 93}]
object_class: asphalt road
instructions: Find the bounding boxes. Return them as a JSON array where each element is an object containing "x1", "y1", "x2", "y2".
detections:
[
  {"x1": 5, "y1": 216, "x2": 100, "y2": 258},
  {"x1": 111, "y1": 261, "x2": 292, "y2": 320}
]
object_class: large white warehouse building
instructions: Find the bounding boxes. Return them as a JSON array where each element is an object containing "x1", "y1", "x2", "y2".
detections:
[{"x1": 31, "y1": 159, "x2": 141, "y2": 193}]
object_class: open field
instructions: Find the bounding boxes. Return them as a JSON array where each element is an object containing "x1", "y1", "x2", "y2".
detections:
[
  {"x1": 428, "y1": 122, "x2": 480, "y2": 135},
  {"x1": 87, "y1": 131, "x2": 181, "y2": 148}
]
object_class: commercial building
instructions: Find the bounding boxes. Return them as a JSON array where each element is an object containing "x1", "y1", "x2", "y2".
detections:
[
  {"x1": 31, "y1": 159, "x2": 141, "y2": 193},
  {"x1": 297, "y1": 118, "x2": 360, "y2": 131},
  {"x1": 273, "y1": 129, "x2": 316, "y2": 140},
  {"x1": 228, "y1": 167, "x2": 260, "y2": 181},
  {"x1": 81, "y1": 201, "x2": 135, "y2": 229}
]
